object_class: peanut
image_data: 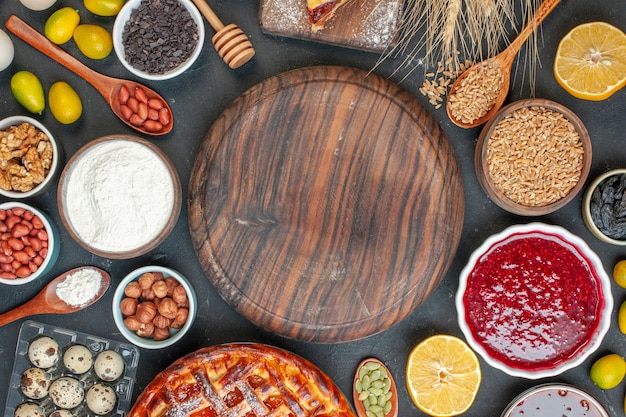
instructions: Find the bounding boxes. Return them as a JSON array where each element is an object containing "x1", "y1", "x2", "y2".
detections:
[
  {"x1": 117, "y1": 84, "x2": 171, "y2": 133},
  {"x1": 0, "y1": 208, "x2": 49, "y2": 280}
]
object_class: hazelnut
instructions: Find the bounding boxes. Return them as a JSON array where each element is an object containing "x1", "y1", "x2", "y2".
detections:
[
  {"x1": 136, "y1": 322, "x2": 154, "y2": 337},
  {"x1": 152, "y1": 280, "x2": 168, "y2": 299},
  {"x1": 153, "y1": 326, "x2": 170, "y2": 341},
  {"x1": 124, "y1": 281, "x2": 142, "y2": 299},
  {"x1": 138, "y1": 272, "x2": 155, "y2": 290},
  {"x1": 135, "y1": 301, "x2": 157, "y2": 323},
  {"x1": 164, "y1": 277, "x2": 178, "y2": 296},
  {"x1": 142, "y1": 289, "x2": 156, "y2": 301},
  {"x1": 172, "y1": 285, "x2": 188, "y2": 306},
  {"x1": 119, "y1": 297, "x2": 138, "y2": 316},
  {"x1": 153, "y1": 271, "x2": 165, "y2": 281},
  {"x1": 153, "y1": 314, "x2": 171, "y2": 329},
  {"x1": 171, "y1": 307, "x2": 189, "y2": 329},
  {"x1": 158, "y1": 298, "x2": 178, "y2": 320},
  {"x1": 123, "y1": 316, "x2": 142, "y2": 331}
]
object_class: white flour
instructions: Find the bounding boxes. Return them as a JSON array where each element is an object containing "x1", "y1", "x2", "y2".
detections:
[
  {"x1": 56, "y1": 268, "x2": 102, "y2": 307},
  {"x1": 64, "y1": 140, "x2": 175, "y2": 252}
]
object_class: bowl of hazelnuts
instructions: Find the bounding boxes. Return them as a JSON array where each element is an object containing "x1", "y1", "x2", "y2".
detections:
[{"x1": 112, "y1": 265, "x2": 197, "y2": 349}]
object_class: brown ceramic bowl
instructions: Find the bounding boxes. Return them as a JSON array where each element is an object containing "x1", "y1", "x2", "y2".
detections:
[
  {"x1": 475, "y1": 98, "x2": 591, "y2": 216},
  {"x1": 57, "y1": 135, "x2": 181, "y2": 259}
]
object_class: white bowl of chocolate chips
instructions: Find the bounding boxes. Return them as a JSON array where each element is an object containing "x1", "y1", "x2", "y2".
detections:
[{"x1": 113, "y1": 0, "x2": 205, "y2": 80}]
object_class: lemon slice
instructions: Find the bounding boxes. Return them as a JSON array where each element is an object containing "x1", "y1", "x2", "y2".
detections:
[
  {"x1": 554, "y1": 21, "x2": 626, "y2": 101},
  {"x1": 406, "y1": 335, "x2": 481, "y2": 417}
]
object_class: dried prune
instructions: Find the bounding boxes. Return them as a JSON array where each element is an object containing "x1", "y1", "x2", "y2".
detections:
[{"x1": 590, "y1": 173, "x2": 626, "y2": 240}]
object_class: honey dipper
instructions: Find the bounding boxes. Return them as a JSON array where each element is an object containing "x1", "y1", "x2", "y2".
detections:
[{"x1": 191, "y1": 0, "x2": 255, "y2": 69}]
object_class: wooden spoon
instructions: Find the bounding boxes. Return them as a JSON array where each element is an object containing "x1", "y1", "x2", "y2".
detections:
[
  {"x1": 191, "y1": 0, "x2": 255, "y2": 69},
  {"x1": 353, "y1": 358, "x2": 398, "y2": 417},
  {"x1": 446, "y1": 0, "x2": 561, "y2": 128},
  {"x1": 5, "y1": 15, "x2": 173, "y2": 136},
  {"x1": 0, "y1": 267, "x2": 110, "y2": 327}
]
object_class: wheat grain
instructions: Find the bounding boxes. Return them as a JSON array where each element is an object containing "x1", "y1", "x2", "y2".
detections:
[{"x1": 486, "y1": 105, "x2": 584, "y2": 207}]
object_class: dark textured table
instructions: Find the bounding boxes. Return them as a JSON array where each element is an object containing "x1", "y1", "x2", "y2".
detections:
[{"x1": 1, "y1": 0, "x2": 626, "y2": 416}]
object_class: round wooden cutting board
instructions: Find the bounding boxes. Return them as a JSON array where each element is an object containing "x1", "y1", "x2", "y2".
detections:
[{"x1": 188, "y1": 66, "x2": 464, "y2": 343}]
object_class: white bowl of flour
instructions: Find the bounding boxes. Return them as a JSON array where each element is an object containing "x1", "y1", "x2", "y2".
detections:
[{"x1": 58, "y1": 135, "x2": 181, "y2": 259}]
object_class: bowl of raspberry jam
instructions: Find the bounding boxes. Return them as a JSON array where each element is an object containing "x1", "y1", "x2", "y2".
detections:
[{"x1": 456, "y1": 223, "x2": 612, "y2": 379}]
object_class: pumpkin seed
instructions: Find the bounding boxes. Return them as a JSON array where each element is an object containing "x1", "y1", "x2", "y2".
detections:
[
  {"x1": 359, "y1": 390, "x2": 370, "y2": 401},
  {"x1": 355, "y1": 379, "x2": 362, "y2": 393},
  {"x1": 372, "y1": 380, "x2": 385, "y2": 389}
]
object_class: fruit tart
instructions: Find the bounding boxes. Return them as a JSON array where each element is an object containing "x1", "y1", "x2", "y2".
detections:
[
  {"x1": 128, "y1": 343, "x2": 356, "y2": 417},
  {"x1": 307, "y1": 0, "x2": 351, "y2": 32}
]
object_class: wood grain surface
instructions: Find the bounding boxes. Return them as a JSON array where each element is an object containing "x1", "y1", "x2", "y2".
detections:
[
  {"x1": 188, "y1": 66, "x2": 464, "y2": 343},
  {"x1": 258, "y1": 0, "x2": 403, "y2": 53}
]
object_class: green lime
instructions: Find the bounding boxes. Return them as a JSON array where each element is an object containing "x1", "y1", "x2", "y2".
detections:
[
  {"x1": 11, "y1": 70, "x2": 45, "y2": 114},
  {"x1": 44, "y1": 7, "x2": 80, "y2": 45},
  {"x1": 73, "y1": 24, "x2": 113, "y2": 60},
  {"x1": 590, "y1": 353, "x2": 626, "y2": 389},
  {"x1": 49, "y1": 81, "x2": 82, "y2": 124}
]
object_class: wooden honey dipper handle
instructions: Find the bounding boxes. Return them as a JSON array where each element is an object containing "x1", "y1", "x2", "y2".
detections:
[
  {"x1": 191, "y1": 0, "x2": 225, "y2": 31},
  {"x1": 191, "y1": 0, "x2": 255, "y2": 69}
]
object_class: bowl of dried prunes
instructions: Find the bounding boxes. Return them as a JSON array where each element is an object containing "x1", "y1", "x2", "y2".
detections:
[{"x1": 583, "y1": 168, "x2": 626, "y2": 245}]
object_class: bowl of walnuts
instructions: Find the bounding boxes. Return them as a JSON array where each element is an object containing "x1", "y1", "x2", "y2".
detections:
[{"x1": 112, "y1": 266, "x2": 197, "y2": 349}]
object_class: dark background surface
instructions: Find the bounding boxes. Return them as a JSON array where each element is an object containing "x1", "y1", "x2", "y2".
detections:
[{"x1": 1, "y1": 0, "x2": 626, "y2": 415}]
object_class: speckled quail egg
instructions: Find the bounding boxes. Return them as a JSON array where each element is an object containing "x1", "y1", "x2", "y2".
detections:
[
  {"x1": 49, "y1": 377, "x2": 84, "y2": 409},
  {"x1": 48, "y1": 410, "x2": 73, "y2": 417},
  {"x1": 63, "y1": 344, "x2": 93, "y2": 374},
  {"x1": 13, "y1": 402, "x2": 46, "y2": 417},
  {"x1": 28, "y1": 336, "x2": 59, "y2": 369},
  {"x1": 20, "y1": 367, "x2": 51, "y2": 400},
  {"x1": 94, "y1": 350, "x2": 124, "y2": 382},
  {"x1": 86, "y1": 383, "x2": 117, "y2": 415}
]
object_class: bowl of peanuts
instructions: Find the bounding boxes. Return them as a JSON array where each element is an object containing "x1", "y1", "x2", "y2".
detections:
[
  {"x1": 112, "y1": 0, "x2": 205, "y2": 81},
  {"x1": 475, "y1": 98, "x2": 591, "y2": 216},
  {"x1": 112, "y1": 265, "x2": 197, "y2": 349},
  {"x1": 0, "y1": 116, "x2": 61, "y2": 199},
  {"x1": 0, "y1": 202, "x2": 59, "y2": 285}
]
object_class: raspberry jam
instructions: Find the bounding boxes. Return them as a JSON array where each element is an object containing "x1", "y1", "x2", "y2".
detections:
[{"x1": 462, "y1": 231, "x2": 604, "y2": 371}]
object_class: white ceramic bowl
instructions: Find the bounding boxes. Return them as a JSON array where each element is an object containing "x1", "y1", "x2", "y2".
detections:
[
  {"x1": 500, "y1": 383, "x2": 609, "y2": 417},
  {"x1": 0, "y1": 116, "x2": 61, "y2": 199},
  {"x1": 112, "y1": 0, "x2": 205, "y2": 81},
  {"x1": 57, "y1": 135, "x2": 182, "y2": 259},
  {"x1": 0, "y1": 202, "x2": 60, "y2": 285},
  {"x1": 112, "y1": 266, "x2": 197, "y2": 349},
  {"x1": 456, "y1": 223, "x2": 612, "y2": 379},
  {"x1": 582, "y1": 168, "x2": 626, "y2": 246}
]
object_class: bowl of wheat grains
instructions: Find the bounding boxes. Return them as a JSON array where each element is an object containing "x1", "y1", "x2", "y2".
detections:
[{"x1": 475, "y1": 98, "x2": 591, "y2": 216}]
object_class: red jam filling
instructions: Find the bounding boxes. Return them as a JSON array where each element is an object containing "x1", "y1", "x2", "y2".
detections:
[
  {"x1": 308, "y1": 0, "x2": 340, "y2": 24},
  {"x1": 463, "y1": 232, "x2": 603, "y2": 371}
]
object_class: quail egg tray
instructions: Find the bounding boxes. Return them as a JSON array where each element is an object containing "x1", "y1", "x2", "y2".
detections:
[{"x1": 5, "y1": 320, "x2": 140, "y2": 417}]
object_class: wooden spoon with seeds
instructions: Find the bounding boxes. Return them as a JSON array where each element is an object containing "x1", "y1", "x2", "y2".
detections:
[
  {"x1": 353, "y1": 358, "x2": 398, "y2": 417},
  {"x1": 191, "y1": 0, "x2": 255, "y2": 69},
  {"x1": 446, "y1": 0, "x2": 561, "y2": 129},
  {"x1": 5, "y1": 15, "x2": 173, "y2": 136}
]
